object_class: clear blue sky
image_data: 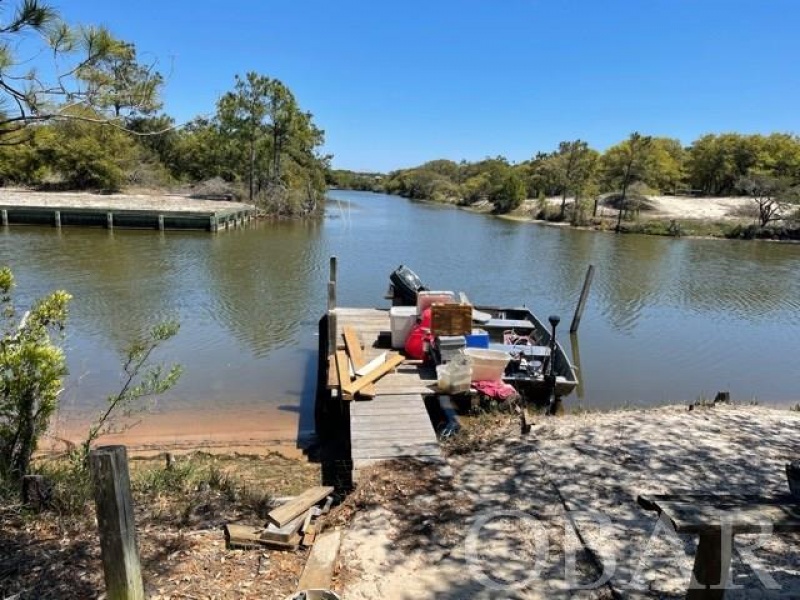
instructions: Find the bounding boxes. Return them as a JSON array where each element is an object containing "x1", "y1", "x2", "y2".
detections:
[{"x1": 60, "y1": 0, "x2": 799, "y2": 172}]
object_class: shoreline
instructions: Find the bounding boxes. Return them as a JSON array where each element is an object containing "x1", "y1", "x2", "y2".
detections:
[{"x1": 41, "y1": 405, "x2": 307, "y2": 459}]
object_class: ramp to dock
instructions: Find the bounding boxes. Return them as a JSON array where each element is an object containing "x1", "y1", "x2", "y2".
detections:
[{"x1": 332, "y1": 308, "x2": 445, "y2": 479}]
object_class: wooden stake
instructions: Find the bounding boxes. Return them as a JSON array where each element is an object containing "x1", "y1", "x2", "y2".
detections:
[{"x1": 89, "y1": 445, "x2": 144, "y2": 600}]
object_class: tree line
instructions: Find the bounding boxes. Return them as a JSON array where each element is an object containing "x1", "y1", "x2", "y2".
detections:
[
  {"x1": 331, "y1": 132, "x2": 800, "y2": 229},
  {"x1": 0, "y1": 1, "x2": 328, "y2": 217}
]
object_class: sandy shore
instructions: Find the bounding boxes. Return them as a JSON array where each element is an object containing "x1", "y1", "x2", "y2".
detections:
[
  {"x1": 42, "y1": 406, "x2": 305, "y2": 459},
  {"x1": 340, "y1": 405, "x2": 800, "y2": 599},
  {"x1": 518, "y1": 195, "x2": 754, "y2": 222}
]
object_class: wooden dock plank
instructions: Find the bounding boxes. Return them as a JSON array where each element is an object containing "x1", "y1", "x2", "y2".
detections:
[{"x1": 333, "y1": 307, "x2": 447, "y2": 478}]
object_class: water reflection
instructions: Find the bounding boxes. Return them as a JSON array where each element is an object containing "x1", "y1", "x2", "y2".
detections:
[{"x1": 1, "y1": 190, "x2": 799, "y2": 426}]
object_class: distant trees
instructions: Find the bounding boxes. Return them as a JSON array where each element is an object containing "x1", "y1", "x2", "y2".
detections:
[{"x1": 374, "y1": 131, "x2": 800, "y2": 234}]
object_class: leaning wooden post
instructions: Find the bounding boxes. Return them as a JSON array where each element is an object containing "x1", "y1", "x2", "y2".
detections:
[
  {"x1": 89, "y1": 445, "x2": 145, "y2": 600},
  {"x1": 327, "y1": 256, "x2": 338, "y2": 356},
  {"x1": 569, "y1": 264, "x2": 595, "y2": 334}
]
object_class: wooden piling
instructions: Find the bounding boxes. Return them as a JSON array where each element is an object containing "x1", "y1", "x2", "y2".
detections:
[
  {"x1": 158, "y1": 215, "x2": 165, "y2": 231},
  {"x1": 106, "y1": 212, "x2": 114, "y2": 230},
  {"x1": 569, "y1": 264, "x2": 595, "y2": 334},
  {"x1": 327, "y1": 256, "x2": 338, "y2": 355},
  {"x1": 89, "y1": 445, "x2": 145, "y2": 600},
  {"x1": 1, "y1": 209, "x2": 7, "y2": 226},
  {"x1": 54, "y1": 210, "x2": 61, "y2": 228}
]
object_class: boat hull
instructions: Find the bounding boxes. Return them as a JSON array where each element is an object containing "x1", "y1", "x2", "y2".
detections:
[{"x1": 475, "y1": 306, "x2": 578, "y2": 400}]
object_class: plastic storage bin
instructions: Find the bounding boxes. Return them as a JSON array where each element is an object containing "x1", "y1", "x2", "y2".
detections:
[
  {"x1": 436, "y1": 360, "x2": 471, "y2": 394},
  {"x1": 417, "y1": 290, "x2": 457, "y2": 314},
  {"x1": 390, "y1": 306, "x2": 418, "y2": 349},
  {"x1": 465, "y1": 347, "x2": 511, "y2": 381}
]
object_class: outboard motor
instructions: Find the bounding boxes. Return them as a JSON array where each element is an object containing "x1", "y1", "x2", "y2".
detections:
[{"x1": 389, "y1": 265, "x2": 427, "y2": 306}]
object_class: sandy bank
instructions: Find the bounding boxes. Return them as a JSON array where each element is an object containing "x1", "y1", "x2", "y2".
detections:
[
  {"x1": 43, "y1": 406, "x2": 305, "y2": 459},
  {"x1": 341, "y1": 405, "x2": 800, "y2": 599},
  {"x1": 519, "y1": 194, "x2": 753, "y2": 222}
]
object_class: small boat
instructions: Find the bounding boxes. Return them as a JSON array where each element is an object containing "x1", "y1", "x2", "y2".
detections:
[
  {"x1": 475, "y1": 305, "x2": 578, "y2": 399},
  {"x1": 387, "y1": 266, "x2": 578, "y2": 402}
]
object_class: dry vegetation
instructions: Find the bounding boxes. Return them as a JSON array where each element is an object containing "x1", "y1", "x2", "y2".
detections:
[{"x1": 0, "y1": 452, "x2": 320, "y2": 600}]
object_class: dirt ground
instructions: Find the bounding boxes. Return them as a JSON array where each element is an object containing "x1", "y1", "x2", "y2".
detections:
[
  {"x1": 0, "y1": 452, "x2": 322, "y2": 600},
  {"x1": 339, "y1": 405, "x2": 800, "y2": 599}
]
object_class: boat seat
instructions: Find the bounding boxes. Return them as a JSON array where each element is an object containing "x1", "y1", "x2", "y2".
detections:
[
  {"x1": 489, "y1": 343, "x2": 551, "y2": 358},
  {"x1": 485, "y1": 318, "x2": 535, "y2": 330}
]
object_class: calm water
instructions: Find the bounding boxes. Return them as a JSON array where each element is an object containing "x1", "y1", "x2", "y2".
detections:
[{"x1": 1, "y1": 190, "x2": 799, "y2": 440}]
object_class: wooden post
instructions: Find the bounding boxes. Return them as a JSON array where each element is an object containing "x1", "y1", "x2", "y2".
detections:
[
  {"x1": 54, "y1": 210, "x2": 61, "y2": 228},
  {"x1": 569, "y1": 332, "x2": 584, "y2": 400},
  {"x1": 327, "y1": 256, "x2": 338, "y2": 356},
  {"x1": 157, "y1": 215, "x2": 165, "y2": 231},
  {"x1": 1, "y1": 209, "x2": 8, "y2": 226},
  {"x1": 569, "y1": 264, "x2": 595, "y2": 334},
  {"x1": 329, "y1": 256, "x2": 338, "y2": 292},
  {"x1": 686, "y1": 530, "x2": 733, "y2": 600},
  {"x1": 106, "y1": 212, "x2": 114, "y2": 230},
  {"x1": 89, "y1": 445, "x2": 145, "y2": 600}
]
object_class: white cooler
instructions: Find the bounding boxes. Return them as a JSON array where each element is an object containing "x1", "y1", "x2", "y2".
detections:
[{"x1": 390, "y1": 306, "x2": 418, "y2": 349}]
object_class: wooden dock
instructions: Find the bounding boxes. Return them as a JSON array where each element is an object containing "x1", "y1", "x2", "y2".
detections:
[
  {"x1": 0, "y1": 189, "x2": 256, "y2": 232},
  {"x1": 328, "y1": 307, "x2": 445, "y2": 480}
]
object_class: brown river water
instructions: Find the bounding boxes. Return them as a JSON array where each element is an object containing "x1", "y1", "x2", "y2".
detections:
[{"x1": 2, "y1": 190, "x2": 799, "y2": 452}]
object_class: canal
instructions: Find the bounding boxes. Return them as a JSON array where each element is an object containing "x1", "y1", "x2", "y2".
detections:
[{"x1": 1, "y1": 190, "x2": 799, "y2": 447}]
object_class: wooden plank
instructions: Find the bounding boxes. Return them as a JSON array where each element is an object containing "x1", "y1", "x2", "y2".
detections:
[
  {"x1": 267, "y1": 486, "x2": 334, "y2": 528},
  {"x1": 351, "y1": 444, "x2": 441, "y2": 459},
  {"x1": 351, "y1": 429, "x2": 437, "y2": 441},
  {"x1": 335, "y1": 350, "x2": 353, "y2": 401},
  {"x1": 342, "y1": 326, "x2": 375, "y2": 397},
  {"x1": 297, "y1": 530, "x2": 342, "y2": 591},
  {"x1": 224, "y1": 524, "x2": 301, "y2": 550},
  {"x1": 261, "y1": 512, "x2": 306, "y2": 543},
  {"x1": 653, "y1": 501, "x2": 800, "y2": 535},
  {"x1": 340, "y1": 353, "x2": 405, "y2": 397}
]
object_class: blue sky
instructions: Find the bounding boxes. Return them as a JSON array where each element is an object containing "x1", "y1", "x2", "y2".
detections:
[{"x1": 59, "y1": 0, "x2": 799, "y2": 172}]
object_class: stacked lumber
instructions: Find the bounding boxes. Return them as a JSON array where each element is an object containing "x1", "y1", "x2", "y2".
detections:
[
  {"x1": 331, "y1": 326, "x2": 404, "y2": 401},
  {"x1": 224, "y1": 486, "x2": 334, "y2": 550}
]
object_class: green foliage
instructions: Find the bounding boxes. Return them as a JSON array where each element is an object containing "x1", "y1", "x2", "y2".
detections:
[
  {"x1": 75, "y1": 320, "x2": 182, "y2": 467},
  {"x1": 737, "y1": 173, "x2": 800, "y2": 227},
  {"x1": 35, "y1": 108, "x2": 139, "y2": 190},
  {"x1": 0, "y1": 267, "x2": 70, "y2": 483}
]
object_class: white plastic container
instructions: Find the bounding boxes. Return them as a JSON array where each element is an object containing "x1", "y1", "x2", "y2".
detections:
[
  {"x1": 464, "y1": 347, "x2": 511, "y2": 382},
  {"x1": 436, "y1": 362, "x2": 472, "y2": 394},
  {"x1": 390, "y1": 306, "x2": 418, "y2": 349},
  {"x1": 416, "y1": 290, "x2": 457, "y2": 314}
]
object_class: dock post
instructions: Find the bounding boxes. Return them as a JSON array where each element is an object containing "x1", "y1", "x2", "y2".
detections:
[
  {"x1": 570, "y1": 264, "x2": 595, "y2": 334},
  {"x1": 54, "y1": 210, "x2": 61, "y2": 228},
  {"x1": 158, "y1": 215, "x2": 165, "y2": 231},
  {"x1": 327, "y1": 256, "x2": 338, "y2": 355},
  {"x1": 106, "y1": 212, "x2": 114, "y2": 230},
  {"x1": 89, "y1": 445, "x2": 145, "y2": 600},
  {"x1": 209, "y1": 216, "x2": 217, "y2": 232},
  {"x1": 1, "y1": 209, "x2": 7, "y2": 226}
]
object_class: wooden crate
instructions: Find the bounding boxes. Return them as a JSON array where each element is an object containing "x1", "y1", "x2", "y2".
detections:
[{"x1": 431, "y1": 304, "x2": 472, "y2": 336}]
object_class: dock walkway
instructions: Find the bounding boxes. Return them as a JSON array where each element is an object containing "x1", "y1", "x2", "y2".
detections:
[{"x1": 331, "y1": 307, "x2": 445, "y2": 479}]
